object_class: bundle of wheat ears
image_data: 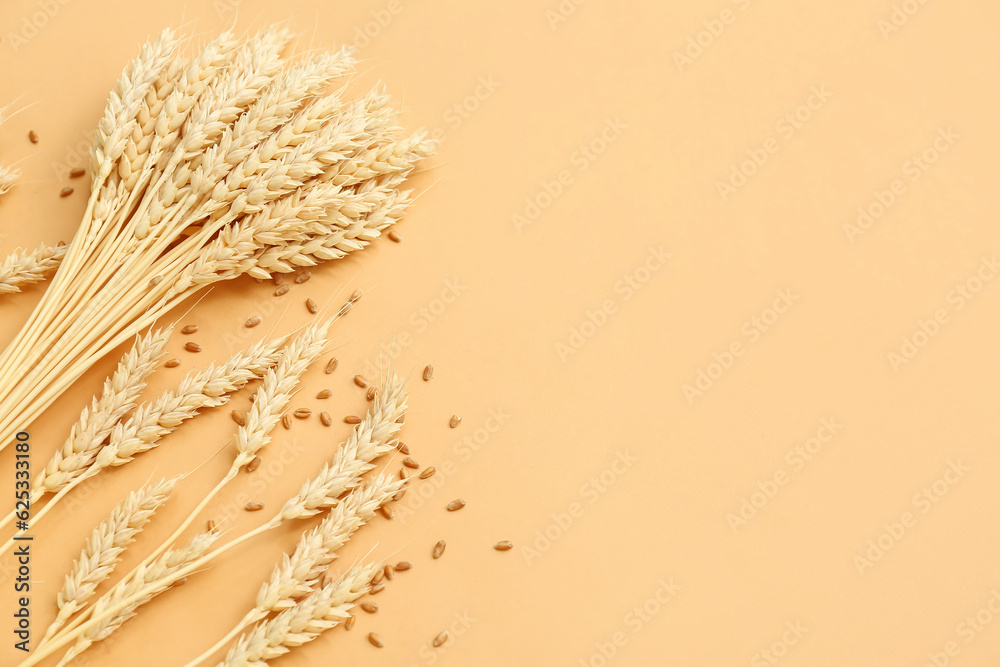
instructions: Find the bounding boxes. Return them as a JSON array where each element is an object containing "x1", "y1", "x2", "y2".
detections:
[
  {"x1": 0, "y1": 24, "x2": 433, "y2": 452},
  {"x1": 0, "y1": 24, "x2": 440, "y2": 667}
]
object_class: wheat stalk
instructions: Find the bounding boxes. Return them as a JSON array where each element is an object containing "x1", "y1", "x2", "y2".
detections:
[
  {"x1": 0, "y1": 243, "x2": 68, "y2": 294},
  {"x1": 0, "y1": 25, "x2": 433, "y2": 453},
  {"x1": 35, "y1": 373, "x2": 409, "y2": 665},
  {"x1": 184, "y1": 475, "x2": 402, "y2": 667},
  {"x1": 220, "y1": 562, "x2": 379, "y2": 666},
  {"x1": 40, "y1": 476, "x2": 179, "y2": 644}
]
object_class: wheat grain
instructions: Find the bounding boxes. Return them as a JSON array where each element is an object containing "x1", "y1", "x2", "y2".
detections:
[
  {"x1": 0, "y1": 243, "x2": 68, "y2": 294},
  {"x1": 41, "y1": 477, "x2": 179, "y2": 644}
]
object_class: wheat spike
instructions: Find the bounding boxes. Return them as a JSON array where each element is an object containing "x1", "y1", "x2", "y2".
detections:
[
  {"x1": 93, "y1": 334, "x2": 286, "y2": 469},
  {"x1": 259, "y1": 475, "x2": 402, "y2": 613},
  {"x1": 42, "y1": 477, "x2": 179, "y2": 643},
  {"x1": 57, "y1": 532, "x2": 219, "y2": 665},
  {"x1": 234, "y1": 318, "x2": 332, "y2": 468},
  {"x1": 0, "y1": 243, "x2": 68, "y2": 294},
  {"x1": 280, "y1": 373, "x2": 407, "y2": 521},
  {"x1": 31, "y1": 326, "x2": 172, "y2": 498},
  {"x1": 222, "y1": 563, "x2": 378, "y2": 666}
]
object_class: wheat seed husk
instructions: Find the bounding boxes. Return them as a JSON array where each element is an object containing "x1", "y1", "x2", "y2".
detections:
[
  {"x1": 325, "y1": 357, "x2": 338, "y2": 374},
  {"x1": 433, "y1": 631, "x2": 449, "y2": 647},
  {"x1": 432, "y1": 540, "x2": 446, "y2": 559}
]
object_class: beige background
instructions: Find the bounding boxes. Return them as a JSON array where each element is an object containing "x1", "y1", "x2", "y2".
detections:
[{"x1": 1, "y1": 0, "x2": 999, "y2": 665}]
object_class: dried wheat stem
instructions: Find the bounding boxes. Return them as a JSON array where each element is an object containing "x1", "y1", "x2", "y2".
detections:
[
  {"x1": 31, "y1": 326, "x2": 172, "y2": 499},
  {"x1": 0, "y1": 243, "x2": 68, "y2": 294},
  {"x1": 0, "y1": 326, "x2": 169, "y2": 539},
  {"x1": 39, "y1": 477, "x2": 179, "y2": 645}
]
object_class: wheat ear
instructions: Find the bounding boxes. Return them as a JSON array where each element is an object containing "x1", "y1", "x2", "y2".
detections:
[
  {"x1": 51, "y1": 532, "x2": 219, "y2": 667},
  {"x1": 142, "y1": 316, "x2": 335, "y2": 568},
  {"x1": 0, "y1": 333, "x2": 285, "y2": 561},
  {"x1": 0, "y1": 326, "x2": 170, "y2": 541},
  {"x1": 0, "y1": 243, "x2": 68, "y2": 294},
  {"x1": 31, "y1": 326, "x2": 172, "y2": 498},
  {"x1": 184, "y1": 475, "x2": 403, "y2": 667},
  {"x1": 279, "y1": 373, "x2": 407, "y2": 521},
  {"x1": 39, "y1": 374, "x2": 409, "y2": 663},
  {"x1": 40, "y1": 476, "x2": 179, "y2": 645},
  {"x1": 220, "y1": 562, "x2": 380, "y2": 666}
]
